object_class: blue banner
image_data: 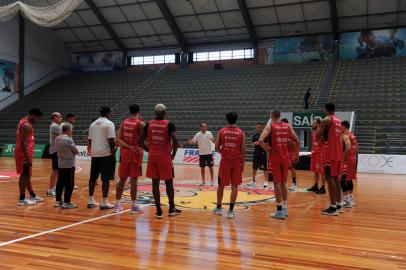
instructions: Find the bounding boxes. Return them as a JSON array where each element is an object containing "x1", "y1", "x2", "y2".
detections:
[
  {"x1": 0, "y1": 59, "x2": 15, "y2": 93},
  {"x1": 273, "y1": 35, "x2": 334, "y2": 63},
  {"x1": 71, "y1": 51, "x2": 125, "y2": 72},
  {"x1": 340, "y1": 29, "x2": 406, "y2": 60}
]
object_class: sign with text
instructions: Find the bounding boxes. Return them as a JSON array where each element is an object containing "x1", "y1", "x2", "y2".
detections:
[
  {"x1": 292, "y1": 112, "x2": 325, "y2": 128},
  {"x1": 357, "y1": 154, "x2": 406, "y2": 175},
  {"x1": 1, "y1": 144, "x2": 45, "y2": 158}
]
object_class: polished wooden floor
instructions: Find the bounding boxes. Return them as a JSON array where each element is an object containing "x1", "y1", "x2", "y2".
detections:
[{"x1": 0, "y1": 157, "x2": 405, "y2": 270}]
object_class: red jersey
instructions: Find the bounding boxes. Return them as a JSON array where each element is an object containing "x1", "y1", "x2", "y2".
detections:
[
  {"x1": 289, "y1": 139, "x2": 299, "y2": 161},
  {"x1": 311, "y1": 131, "x2": 321, "y2": 154},
  {"x1": 147, "y1": 119, "x2": 172, "y2": 157},
  {"x1": 322, "y1": 115, "x2": 342, "y2": 161},
  {"x1": 348, "y1": 131, "x2": 358, "y2": 157},
  {"x1": 219, "y1": 127, "x2": 244, "y2": 160},
  {"x1": 120, "y1": 117, "x2": 143, "y2": 163},
  {"x1": 15, "y1": 118, "x2": 34, "y2": 159},
  {"x1": 269, "y1": 122, "x2": 291, "y2": 161}
]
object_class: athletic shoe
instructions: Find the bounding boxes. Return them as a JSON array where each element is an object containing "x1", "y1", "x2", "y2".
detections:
[
  {"x1": 169, "y1": 208, "x2": 182, "y2": 216},
  {"x1": 54, "y1": 201, "x2": 63, "y2": 208},
  {"x1": 113, "y1": 203, "x2": 123, "y2": 213},
  {"x1": 74, "y1": 185, "x2": 79, "y2": 190},
  {"x1": 270, "y1": 211, "x2": 286, "y2": 220},
  {"x1": 282, "y1": 208, "x2": 288, "y2": 217},
  {"x1": 45, "y1": 190, "x2": 56, "y2": 197},
  {"x1": 342, "y1": 200, "x2": 353, "y2": 208},
  {"x1": 198, "y1": 182, "x2": 206, "y2": 186},
  {"x1": 62, "y1": 202, "x2": 77, "y2": 209},
  {"x1": 17, "y1": 199, "x2": 36, "y2": 206},
  {"x1": 155, "y1": 209, "x2": 163, "y2": 219},
  {"x1": 210, "y1": 182, "x2": 214, "y2": 187},
  {"x1": 288, "y1": 184, "x2": 297, "y2": 192},
  {"x1": 263, "y1": 182, "x2": 269, "y2": 189},
  {"x1": 226, "y1": 210, "x2": 235, "y2": 219},
  {"x1": 307, "y1": 184, "x2": 319, "y2": 192},
  {"x1": 247, "y1": 181, "x2": 256, "y2": 187},
  {"x1": 321, "y1": 206, "x2": 339, "y2": 216},
  {"x1": 100, "y1": 203, "x2": 114, "y2": 210},
  {"x1": 337, "y1": 205, "x2": 344, "y2": 213},
  {"x1": 30, "y1": 196, "x2": 44, "y2": 203},
  {"x1": 212, "y1": 207, "x2": 223, "y2": 215},
  {"x1": 317, "y1": 186, "x2": 326, "y2": 194},
  {"x1": 130, "y1": 204, "x2": 142, "y2": 214},
  {"x1": 349, "y1": 197, "x2": 356, "y2": 206},
  {"x1": 87, "y1": 202, "x2": 99, "y2": 209}
]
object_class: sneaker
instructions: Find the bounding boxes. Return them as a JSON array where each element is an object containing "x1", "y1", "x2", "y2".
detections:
[
  {"x1": 155, "y1": 209, "x2": 163, "y2": 219},
  {"x1": 317, "y1": 186, "x2": 326, "y2": 194},
  {"x1": 113, "y1": 203, "x2": 123, "y2": 213},
  {"x1": 100, "y1": 203, "x2": 114, "y2": 210},
  {"x1": 169, "y1": 208, "x2": 182, "y2": 216},
  {"x1": 17, "y1": 199, "x2": 36, "y2": 206},
  {"x1": 270, "y1": 211, "x2": 286, "y2": 220},
  {"x1": 307, "y1": 184, "x2": 319, "y2": 192},
  {"x1": 212, "y1": 207, "x2": 223, "y2": 215},
  {"x1": 54, "y1": 201, "x2": 63, "y2": 208},
  {"x1": 342, "y1": 201, "x2": 353, "y2": 208},
  {"x1": 263, "y1": 182, "x2": 269, "y2": 189},
  {"x1": 321, "y1": 206, "x2": 339, "y2": 216},
  {"x1": 45, "y1": 190, "x2": 56, "y2": 197},
  {"x1": 210, "y1": 182, "x2": 214, "y2": 187},
  {"x1": 62, "y1": 202, "x2": 77, "y2": 209},
  {"x1": 74, "y1": 185, "x2": 79, "y2": 190},
  {"x1": 198, "y1": 182, "x2": 206, "y2": 186},
  {"x1": 130, "y1": 204, "x2": 142, "y2": 214},
  {"x1": 247, "y1": 181, "x2": 256, "y2": 187},
  {"x1": 288, "y1": 184, "x2": 297, "y2": 192},
  {"x1": 282, "y1": 208, "x2": 288, "y2": 217},
  {"x1": 337, "y1": 205, "x2": 344, "y2": 213},
  {"x1": 349, "y1": 197, "x2": 356, "y2": 206},
  {"x1": 87, "y1": 202, "x2": 100, "y2": 209},
  {"x1": 226, "y1": 210, "x2": 235, "y2": 219},
  {"x1": 30, "y1": 196, "x2": 44, "y2": 203}
]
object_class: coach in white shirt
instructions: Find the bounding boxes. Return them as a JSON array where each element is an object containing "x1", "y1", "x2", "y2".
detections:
[
  {"x1": 188, "y1": 122, "x2": 215, "y2": 186},
  {"x1": 87, "y1": 106, "x2": 116, "y2": 210}
]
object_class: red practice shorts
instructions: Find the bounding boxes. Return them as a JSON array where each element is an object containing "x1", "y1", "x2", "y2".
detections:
[
  {"x1": 268, "y1": 159, "x2": 289, "y2": 183},
  {"x1": 218, "y1": 159, "x2": 242, "y2": 186},
  {"x1": 323, "y1": 160, "x2": 340, "y2": 177},
  {"x1": 310, "y1": 152, "x2": 322, "y2": 173},
  {"x1": 15, "y1": 157, "x2": 32, "y2": 175},
  {"x1": 146, "y1": 154, "x2": 173, "y2": 180},
  {"x1": 119, "y1": 162, "x2": 142, "y2": 179},
  {"x1": 340, "y1": 157, "x2": 357, "y2": 180}
]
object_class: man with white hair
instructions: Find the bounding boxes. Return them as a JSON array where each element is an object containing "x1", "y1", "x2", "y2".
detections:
[
  {"x1": 139, "y1": 104, "x2": 181, "y2": 219},
  {"x1": 47, "y1": 112, "x2": 62, "y2": 197}
]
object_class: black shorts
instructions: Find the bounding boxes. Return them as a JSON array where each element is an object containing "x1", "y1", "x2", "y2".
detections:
[
  {"x1": 199, "y1": 154, "x2": 214, "y2": 168},
  {"x1": 253, "y1": 154, "x2": 267, "y2": 171},
  {"x1": 90, "y1": 155, "x2": 116, "y2": 182},
  {"x1": 51, "y1": 152, "x2": 58, "y2": 171}
]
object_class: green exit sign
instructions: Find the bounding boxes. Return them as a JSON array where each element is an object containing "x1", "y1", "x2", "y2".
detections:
[{"x1": 293, "y1": 112, "x2": 325, "y2": 128}]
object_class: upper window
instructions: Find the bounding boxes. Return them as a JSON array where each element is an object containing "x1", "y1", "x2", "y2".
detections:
[
  {"x1": 193, "y1": 48, "x2": 254, "y2": 62},
  {"x1": 130, "y1": 54, "x2": 176, "y2": 65}
]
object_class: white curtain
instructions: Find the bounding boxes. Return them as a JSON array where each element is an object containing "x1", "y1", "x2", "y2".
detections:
[{"x1": 0, "y1": 0, "x2": 83, "y2": 27}]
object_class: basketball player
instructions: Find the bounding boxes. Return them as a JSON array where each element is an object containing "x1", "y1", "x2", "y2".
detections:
[
  {"x1": 54, "y1": 123, "x2": 78, "y2": 209},
  {"x1": 15, "y1": 108, "x2": 44, "y2": 206},
  {"x1": 87, "y1": 107, "x2": 116, "y2": 210},
  {"x1": 281, "y1": 118, "x2": 299, "y2": 192},
  {"x1": 47, "y1": 112, "x2": 62, "y2": 197},
  {"x1": 212, "y1": 112, "x2": 246, "y2": 219},
  {"x1": 308, "y1": 119, "x2": 326, "y2": 194},
  {"x1": 340, "y1": 121, "x2": 358, "y2": 208},
  {"x1": 113, "y1": 104, "x2": 145, "y2": 214},
  {"x1": 316, "y1": 103, "x2": 343, "y2": 216},
  {"x1": 188, "y1": 122, "x2": 215, "y2": 186},
  {"x1": 248, "y1": 122, "x2": 269, "y2": 189},
  {"x1": 258, "y1": 110, "x2": 300, "y2": 219},
  {"x1": 139, "y1": 104, "x2": 181, "y2": 219}
]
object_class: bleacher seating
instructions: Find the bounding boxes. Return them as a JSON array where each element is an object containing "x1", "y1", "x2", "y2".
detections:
[{"x1": 331, "y1": 57, "x2": 406, "y2": 154}]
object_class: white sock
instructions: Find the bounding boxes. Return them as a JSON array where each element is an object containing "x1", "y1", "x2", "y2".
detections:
[
  {"x1": 132, "y1": 200, "x2": 137, "y2": 206},
  {"x1": 88, "y1": 196, "x2": 95, "y2": 204},
  {"x1": 282, "y1": 201, "x2": 287, "y2": 209},
  {"x1": 103, "y1": 197, "x2": 108, "y2": 204},
  {"x1": 116, "y1": 199, "x2": 121, "y2": 205}
]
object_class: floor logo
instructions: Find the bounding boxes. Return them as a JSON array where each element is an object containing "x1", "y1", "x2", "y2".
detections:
[{"x1": 121, "y1": 181, "x2": 275, "y2": 211}]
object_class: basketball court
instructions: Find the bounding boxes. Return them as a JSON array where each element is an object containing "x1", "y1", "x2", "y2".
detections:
[{"x1": 0, "y1": 157, "x2": 404, "y2": 269}]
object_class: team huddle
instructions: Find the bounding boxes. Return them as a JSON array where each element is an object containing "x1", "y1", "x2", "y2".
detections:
[{"x1": 13, "y1": 102, "x2": 357, "y2": 219}]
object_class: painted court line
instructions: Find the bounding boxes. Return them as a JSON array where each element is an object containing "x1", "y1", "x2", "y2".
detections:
[
  {"x1": 0, "y1": 208, "x2": 132, "y2": 247},
  {"x1": 0, "y1": 166, "x2": 82, "y2": 184}
]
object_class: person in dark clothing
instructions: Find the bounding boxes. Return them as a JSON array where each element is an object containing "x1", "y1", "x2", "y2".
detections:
[{"x1": 304, "y1": 88, "x2": 311, "y2": 110}]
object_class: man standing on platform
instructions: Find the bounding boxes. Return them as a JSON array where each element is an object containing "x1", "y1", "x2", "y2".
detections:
[
  {"x1": 139, "y1": 104, "x2": 181, "y2": 219},
  {"x1": 212, "y1": 112, "x2": 246, "y2": 219},
  {"x1": 114, "y1": 104, "x2": 145, "y2": 214},
  {"x1": 87, "y1": 107, "x2": 116, "y2": 210},
  {"x1": 308, "y1": 119, "x2": 326, "y2": 194},
  {"x1": 15, "y1": 108, "x2": 44, "y2": 206},
  {"x1": 258, "y1": 110, "x2": 300, "y2": 219},
  {"x1": 188, "y1": 122, "x2": 215, "y2": 186},
  {"x1": 316, "y1": 103, "x2": 343, "y2": 216},
  {"x1": 47, "y1": 112, "x2": 62, "y2": 197}
]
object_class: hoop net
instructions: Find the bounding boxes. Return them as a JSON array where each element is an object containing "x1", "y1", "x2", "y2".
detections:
[{"x1": 0, "y1": 0, "x2": 83, "y2": 27}]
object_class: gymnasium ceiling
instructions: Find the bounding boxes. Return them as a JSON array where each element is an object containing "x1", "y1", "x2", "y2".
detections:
[{"x1": 51, "y1": 0, "x2": 406, "y2": 52}]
